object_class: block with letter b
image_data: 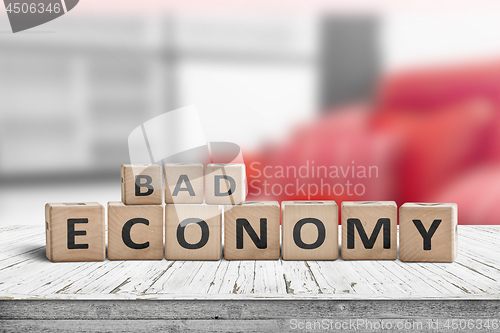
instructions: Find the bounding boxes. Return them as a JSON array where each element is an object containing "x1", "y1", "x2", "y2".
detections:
[
  {"x1": 282, "y1": 201, "x2": 338, "y2": 261},
  {"x1": 121, "y1": 164, "x2": 162, "y2": 205},
  {"x1": 399, "y1": 203, "x2": 458, "y2": 262},
  {"x1": 107, "y1": 202, "x2": 163, "y2": 260},
  {"x1": 164, "y1": 163, "x2": 203, "y2": 204},
  {"x1": 341, "y1": 201, "x2": 397, "y2": 260},
  {"x1": 205, "y1": 164, "x2": 246, "y2": 205},
  {"x1": 224, "y1": 201, "x2": 280, "y2": 260},
  {"x1": 165, "y1": 204, "x2": 222, "y2": 260},
  {"x1": 45, "y1": 202, "x2": 105, "y2": 262}
]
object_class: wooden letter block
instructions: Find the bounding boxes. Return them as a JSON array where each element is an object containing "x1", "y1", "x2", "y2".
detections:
[
  {"x1": 164, "y1": 163, "x2": 203, "y2": 204},
  {"x1": 282, "y1": 201, "x2": 338, "y2": 261},
  {"x1": 45, "y1": 202, "x2": 105, "y2": 262},
  {"x1": 205, "y1": 164, "x2": 246, "y2": 205},
  {"x1": 165, "y1": 204, "x2": 221, "y2": 260},
  {"x1": 399, "y1": 203, "x2": 458, "y2": 262},
  {"x1": 121, "y1": 164, "x2": 162, "y2": 205},
  {"x1": 341, "y1": 201, "x2": 397, "y2": 260},
  {"x1": 224, "y1": 201, "x2": 280, "y2": 260},
  {"x1": 108, "y1": 202, "x2": 163, "y2": 260}
]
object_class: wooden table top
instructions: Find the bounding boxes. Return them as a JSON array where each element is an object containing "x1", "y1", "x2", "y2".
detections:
[{"x1": 1, "y1": 225, "x2": 498, "y2": 300}]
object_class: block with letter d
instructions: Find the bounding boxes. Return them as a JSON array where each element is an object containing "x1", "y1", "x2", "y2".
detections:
[
  {"x1": 341, "y1": 201, "x2": 397, "y2": 260},
  {"x1": 164, "y1": 163, "x2": 203, "y2": 204},
  {"x1": 121, "y1": 164, "x2": 162, "y2": 205},
  {"x1": 45, "y1": 202, "x2": 105, "y2": 262},
  {"x1": 165, "y1": 204, "x2": 222, "y2": 260},
  {"x1": 224, "y1": 201, "x2": 280, "y2": 260},
  {"x1": 399, "y1": 203, "x2": 457, "y2": 262},
  {"x1": 282, "y1": 201, "x2": 338, "y2": 261},
  {"x1": 205, "y1": 164, "x2": 246, "y2": 205},
  {"x1": 107, "y1": 202, "x2": 163, "y2": 260}
]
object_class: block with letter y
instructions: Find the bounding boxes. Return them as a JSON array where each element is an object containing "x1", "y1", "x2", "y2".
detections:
[
  {"x1": 399, "y1": 203, "x2": 457, "y2": 262},
  {"x1": 341, "y1": 201, "x2": 397, "y2": 260},
  {"x1": 224, "y1": 201, "x2": 280, "y2": 260}
]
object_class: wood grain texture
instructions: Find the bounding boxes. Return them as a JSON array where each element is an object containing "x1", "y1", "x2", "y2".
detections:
[
  {"x1": 164, "y1": 163, "x2": 203, "y2": 204},
  {"x1": 282, "y1": 201, "x2": 338, "y2": 261},
  {"x1": 1, "y1": 226, "x2": 500, "y2": 300},
  {"x1": 45, "y1": 203, "x2": 105, "y2": 262},
  {"x1": 107, "y1": 202, "x2": 164, "y2": 260},
  {"x1": 205, "y1": 164, "x2": 246, "y2": 205},
  {"x1": 224, "y1": 201, "x2": 280, "y2": 260},
  {"x1": 121, "y1": 164, "x2": 162, "y2": 205},
  {"x1": 341, "y1": 201, "x2": 397, "y2": 260},
  {"x1": 165, "y1": 204, "x2": 222, "y2": 260},
  {"x1": 2, "y1": 300, "x2": 500, "y2": 333},
  {"x1": 400, "y1": 203, "x2": 458, "y2": 263}
]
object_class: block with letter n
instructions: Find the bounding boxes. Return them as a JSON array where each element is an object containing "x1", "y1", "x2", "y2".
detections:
[
  {"x1": 399, "y1": 203, "x2": 457, "y2": 262},
  {"x1": 224, "y1": 201, "x2": 280, "y2": 260},
  {"x1": 341, "y1": 201, "x2": 397, "y2": 260}
]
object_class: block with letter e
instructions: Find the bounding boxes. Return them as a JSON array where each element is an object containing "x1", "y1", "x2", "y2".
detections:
[
  {"x1": 399, "y1": 203, "x2": 457, "y2": 262},
  {"x1": 205, "y1": 164, "x2": 246, "y2": 205},
  {"x1": 341, "y1": 201, "x2": 397, "y2": 260},
  {"x1": 224, "y1": 201, "x2": 280, "y2": 260},
  {"x1": 45, "y1": 202, "x2": 105, "y2": 262},
  {"x1": 282, "y1": 201, "x2": 338, "y2": 261},
  {"x1": 165, "y1": 204, "x2": 221, "y2": 260},
  {"x1": 164, "y1": 163, "x2": 203, "y2": 204},
  {"x1": 121, "y1": 164, "x2": 162, "y2": 205},
  {"x1": 108, "y1": 202, "x2": 163, "y2": 260}
]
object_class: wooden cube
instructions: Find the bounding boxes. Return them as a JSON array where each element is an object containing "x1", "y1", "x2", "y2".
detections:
[
  {"x1": 108, "y1": 202, "x2": 163, "y2": 260},
  {"x1": 224, "y1": 201, "x2": 280, "y2": 260},
  {"x1": 205, "y1": 164, "x2": 246, "y2": 205},
  {"x1": 121, "y1": 164, "x2": 162, "y2": 205},
  {"x1": 45, "y1": 202, "x2": 105, "y2": 262},
  {"x1": 341, "y1": 201, "x2": 397, "y2": 260},
  {"x1": 282, "y1": 201, "x2": 338, "y2": 261},
  {"x1": 399, "y1": 203, "x2": 458, "y2": 262},
  {"x1": 164, "y1": 163, "x2": 203, "y2": 204},
  {"x1": 165, "y1": 204, "x2": 221, "y2": 260}
]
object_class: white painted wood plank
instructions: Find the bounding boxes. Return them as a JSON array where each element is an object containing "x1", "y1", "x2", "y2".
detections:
[{"x1": 1, "y1": 226, "x2": 500, "y2": 300}]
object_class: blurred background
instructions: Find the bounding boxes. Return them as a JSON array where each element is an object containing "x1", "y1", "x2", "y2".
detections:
[{"x1": 1, "y1": 3, "x2": 500, "y2": 225}]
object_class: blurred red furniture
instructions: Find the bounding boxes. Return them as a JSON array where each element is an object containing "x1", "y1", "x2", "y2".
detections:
[{"x1": 247, "y1": 60, "x2": 500, "y2": 225}]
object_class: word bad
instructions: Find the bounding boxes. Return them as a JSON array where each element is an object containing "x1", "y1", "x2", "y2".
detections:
[{"x1": 45, "y1": 163, "x2": 457, "y2": 263}]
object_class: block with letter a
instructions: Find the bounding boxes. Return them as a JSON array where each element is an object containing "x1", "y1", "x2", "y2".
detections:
[
  {"x1": 224, "y1": 201, "x2": 280, "y2": 260},
  {"x1": 45, "y1": 202, "x2": 105, "y2": 262},
  {"x1": 399, "y1": 203, "x2": 457, "y2": 262},
  {"x1": 341, "y1": 201, "x2": 397, "y2": 260},
  {"x1": 164, "y1": 163, "x2": 203, "y2": 204}
]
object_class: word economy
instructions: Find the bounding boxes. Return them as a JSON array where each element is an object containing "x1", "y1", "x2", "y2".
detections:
[{"x1": 45, "y1": 163, "x2": 457, "y2": 263}]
